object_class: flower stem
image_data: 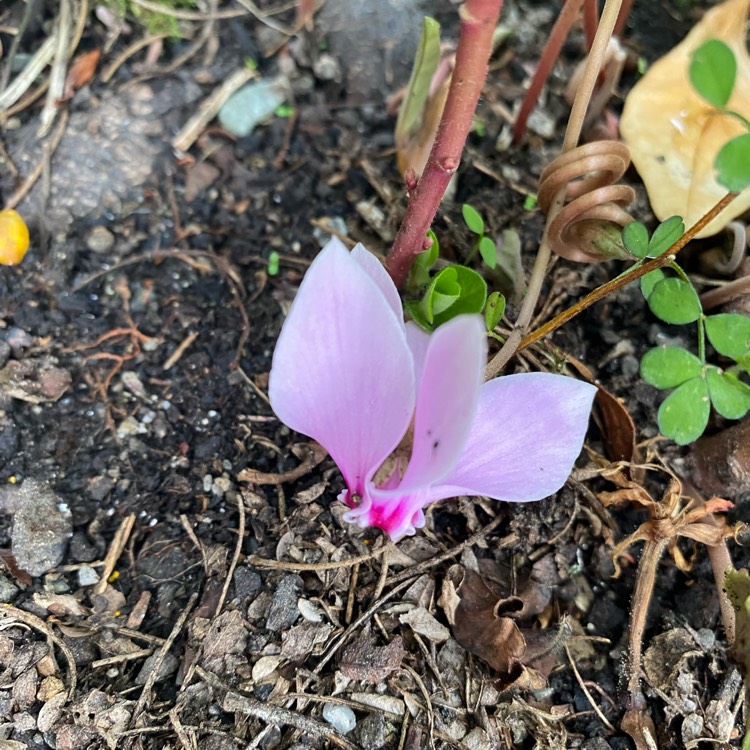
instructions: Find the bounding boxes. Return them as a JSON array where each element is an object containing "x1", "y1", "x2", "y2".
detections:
[{"x1": 385, "y1": 0, "x2": 504, "y2": 289}]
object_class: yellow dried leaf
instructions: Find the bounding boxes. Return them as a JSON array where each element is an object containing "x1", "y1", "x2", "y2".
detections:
[
  {"x1": 621, "y1": 0, "x2": 750, "y2": 236},
  {"x1": 0, "y1": 209, "x2": 30, "y2": 265}
]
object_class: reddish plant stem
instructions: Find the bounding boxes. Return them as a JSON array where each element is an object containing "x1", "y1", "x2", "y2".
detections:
[
  {"x1": 582, "y1": 0, "x2": 598, "y2": 50},
  {"x1": 512, "y1": 0, "x2": 586, "y2": 144},
  {"x1": 613, "y1": 0, "x2": 635, "y2": 38},
  {"x1": 385, "y1": 0, "x2": 503, "y2": 289}
]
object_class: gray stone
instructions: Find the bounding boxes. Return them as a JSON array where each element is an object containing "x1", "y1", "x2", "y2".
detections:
[
  {"x1": 354, "y1": 714, "x2": 389, "y2": 749},
  {"x1": 0, "y1": 573, "x2": 19, "y2": 603},
  {"x1": 218, "y1": 78, "x2": 290, "y2": 138},
  {"x1": 322, "y1": 703, "x2": 356, "y2": 734},
  {"x1": 0, "y1": 479, "x2": 72, "y2": 577},
  {"x1": 85, "y1": 226, "x2": 115, "y2": 254},
  {"x1": 265, "y1": 574, "x2": 303, "y2": 631}
]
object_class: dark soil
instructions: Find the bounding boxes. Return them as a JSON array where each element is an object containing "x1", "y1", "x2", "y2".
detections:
[{"x1": 0, "y1": 0, "x2": 748, "y2": 748}]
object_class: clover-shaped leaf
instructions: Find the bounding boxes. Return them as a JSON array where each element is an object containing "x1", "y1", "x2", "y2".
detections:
[
  {"x1": 705, "y1": 313, "x2": 750, "y2": 359},
  {"x1": 706, "y1": 366, "x2": 750, "y2": 419},
  {"x1": 640, "y1": 269, "x2": 666, "y2": 300},
  {"x1": 640, "y1": 346, "x2": 703, "y2": 389},
  {"x1": 622, "y1": 221, "x2": 649, "y2": 259},
  {"x1": 410, "y1": 264, "x2": 488, "y2": 330},
  {"x1": 716, "y1": 132, "x2": 750, "y2": 192},
  {"x1": 689, "y1": 39, "x2": 736, "y2": 109},
  {"x1": 647, "y1": 216, "x2": 685, "y2": 257},
  {"x1": 647, "y1": 277, "x2": 702, "y2": 324},
  {"x1": 657, "y1": 375, "x2": 710, "y2": 445}
]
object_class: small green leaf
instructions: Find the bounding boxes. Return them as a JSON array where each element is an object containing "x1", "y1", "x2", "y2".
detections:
[
  {"x1": 478, "y1": 236, "x2": 497, "y2": 268},
  {"x1": 647, "y1": 216, "x2": 685, "y2": 257},
  {"x1": 657, "y1": 375, "x2": 710, "y2": 445},
  {"x1": 404, "y1": 299, "x2": 432, "y2": 331},
  {"x1": 396, "y1": 17, "x2": 441, "y2": 140},
  {"x1": 689, "y1": 39, "x2": 736, "y2": 109},
  {"x1": 706, "y1": 367, "x2": 750, "y2": 419},
  {"x1": 523, "y1": 194, "x2": 538, "y2": 211},
  {"x1": 407, "y1": 231, "x2": 440, "y2": 290},
  {"x1": 647, "y1": 277, "x2": 702, "y2": 324},
  {"x1": 622, "y1": 221, "x2": 649, "y2": 259},
  {"x1": 462, "y1": 204, "x2": 485, "y2": 235},
  {"x1": 640, "y1": 346, "x2": 703, "y2": 389},
  {"x1": 267, "y1": 251, "x2": 279, "y2": 276},
  {"x1": 640, "y1": 269, "x2": 666, "y2": 300},
  {"x1": 418, "y1": 265, "x2": 487, "y2": 327},
  {"x1": 705, "y1": 313, "x2": 750, "y2": 359},
  {"x1": 484, "y1": 291, "x2": 506, "y2": 331},
  {"x1": 716, "y1": 132, "x2": 750, "y2": 192},
  {"x1": 274, "y1": 104, "x2": 296, "y2": 118}
]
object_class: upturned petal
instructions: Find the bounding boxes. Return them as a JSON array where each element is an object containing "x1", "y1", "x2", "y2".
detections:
[
  {"x1": 269, "y1": 238, "x2": 415, "y2": 494},
  {"x1": 398, "y1": 315, "x2": 486, "y2": 491},
  {"x1": 429, "y1": 373, "x2": 596, "y2": 503}
]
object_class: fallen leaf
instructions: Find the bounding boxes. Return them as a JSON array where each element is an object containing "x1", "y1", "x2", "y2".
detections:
[
  {"x1": 63, "y1": 50, "x2": 101, "y2": 101},
  {"x1": 621, "y1": 0, "x2": 750, "y2": 236},
  {"x1": 339, "y1": 630, "x2": 405, "y2": 684}
]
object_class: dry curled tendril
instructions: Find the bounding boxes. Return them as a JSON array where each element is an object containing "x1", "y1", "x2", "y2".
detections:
[
  {"x1": 538, "y1": 140, "x2": 635, "y2": 263},
  {"x1": 599, "y1": 470, "x2": 737, "y2": 577}
]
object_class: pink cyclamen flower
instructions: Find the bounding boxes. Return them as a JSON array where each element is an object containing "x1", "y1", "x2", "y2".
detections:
[{"x1": 269, "y1": 238, "x2": 597, "y2": 541}]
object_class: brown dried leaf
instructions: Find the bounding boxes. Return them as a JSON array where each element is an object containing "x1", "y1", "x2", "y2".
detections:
[
  {"x1": 63, "y1": 49, "x2": 101, "y2": 101},
  {"x1": 339, "y1": 631, "x2": 405, "y2": 684},
  {"x1": 621, "y1": 0, "x2": 750, "y2": 236}
]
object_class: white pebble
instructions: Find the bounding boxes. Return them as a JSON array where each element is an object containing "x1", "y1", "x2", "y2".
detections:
[{"x1": 322, "y1": 703, "x2": 356, "y2": 734}]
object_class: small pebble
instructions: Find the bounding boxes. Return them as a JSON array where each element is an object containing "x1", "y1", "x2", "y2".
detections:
[
  {"x1": 77, "y1": 566, "x2": 100, "y2": 587},
  {"x1": 85, "y1": 226, "x2": 115, "y2": 254},
  {"x1": 322, "y1": 703, "x2": 356, "y2": 734}
]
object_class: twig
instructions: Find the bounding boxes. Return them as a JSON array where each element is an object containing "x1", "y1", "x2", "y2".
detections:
[
  {"x1": 247, "y1": 544, "x2": 387, "y2": 572},
  {"x1": 0, "y1": 605, "x2": 77, "y2": 698},
  {"x1": 38, "y1": 0, "x2": 72, "y2": 137},
  {"x1": 130, "y1": 592, "x2": 198, "y2": 727},
  {"x1": 237, "y1": 442, "x2": 328, "y2": 485},
  {"x1": 213, "y1": 492, "x2": 245, "y2": 618},
  {"x1": 565, "y1": 644, "x2": 616, "y2": 730},
  {"x1": 0, "y1": 36, "x2": 56, "y2": 111},
  {"x1": 100, "y1": 33, "x2": 169, "y2": 83},
  {"x1": 94, "y1": 513, "x2": 136, "y2": 595},
  {"x1": 171, "y1": 67, "x2": 257, "y2": 153},
  {"x1": 128, "y1": 0, "x2": 248, "y2": 20}
]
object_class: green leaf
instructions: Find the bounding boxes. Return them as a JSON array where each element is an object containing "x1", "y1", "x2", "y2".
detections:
[
  {"x1": 716, "y1": 132, "x2": 750, "y2": 192},
  {"x1": 706, "y1": 367, "x2": 750, "y2": 419},
  {"x1": 689, "y1": 39, "x2": 736, "y2": 109},
  {"x1": 478, "y1": 236, "x2": 497, "y2": 268},
  {"x1": 640, "y1": 346, "x2": 703, "y2": 389},
  {"x1": 622, "y1": 221, "x2": 649, "y2": 259},
  {"x1": 462, "y1": 204, "x2": 485, "y2": 235},
  {"x1": 484, "y1": 291, "x2": 506, "y2": 331},
  {"x1": 640, "y1": 269, "x2": 666, "y2": 300},
  {"x1": 647, "y1": 277, "x2": 702, "y2": 324},
  {"x1": 404, "y1": 299, "x2": 432, "y2": 331},
  {"x1": 523, "y1": 194, "x2": 538, "y2": 211},
  {"x1": 407, "y1": 231, "x2": 439, "y2": 290},
  {"x1": 705, "y1": 313, "x2": 750, "y2": 359},
  {"x1": 395, "y1": 17, "x2": 441, "y2": 140},
  {"x1": 647, "y1": 216, "x2": 685, "y2": 257},
  {"x1": 267, "y1": 251, "x2": 279, "y2": 276},
  {"x1": 418, "y1": 265, "x2": 487, "y2": 327},
  {"x1": 657, "y1": 375, "x2": 710, "y2": 445}
]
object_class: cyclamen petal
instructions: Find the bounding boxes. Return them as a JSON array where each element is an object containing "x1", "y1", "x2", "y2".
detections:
[
  {"x1": 268, "y1": 238, "x2": 415, "y2": 495},
  {"x1": 429, "y1": 373, "x2": 597, "y2": 503},
  {"x1": 397, "y1": 315, "x2": 486, "y2": 491}
]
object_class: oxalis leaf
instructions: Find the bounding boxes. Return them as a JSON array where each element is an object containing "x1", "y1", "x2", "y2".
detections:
[
  {"x1": 716, "y1": 132, "x2": 750, "y2": 192},
  {"x1": 657, "y1": 375, "x2": 710, "y2": 445},
  {"x1": 622, "y1": 221, "x2": 649, "y2": 259},
  {"x1": 705, "y1": 313, "x2": 750, "y2": 359},
  {"x1": 462, "y1": 204, "x2": 485, "y2": 235},
  {"x1": 689, "y1": 39, "x2": 736, "y2": 109},
  {"x1": 647, "y1": 277, "x2": 702, "y2": 324},
  {"x1": 414, "y1": 265, "x2": 487, "y2": 329},
  {"x1": 706, "y1": 367, "x2": 750, "y2": 419},
  {"x1": 648, "y1": 216, "x2": 684, "y2": 257},
  {"x1": 640, "y1": 346, "x2": 703, "y2": 389}
]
